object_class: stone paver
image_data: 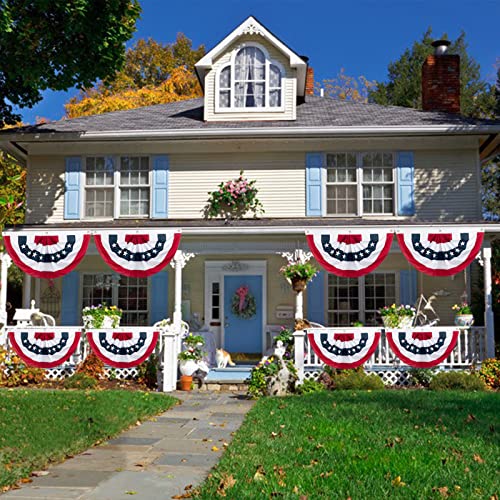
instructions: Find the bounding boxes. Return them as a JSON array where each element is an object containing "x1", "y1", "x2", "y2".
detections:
[{"x1": 2, "y1": 391, "x2": 253, "y2": 500}]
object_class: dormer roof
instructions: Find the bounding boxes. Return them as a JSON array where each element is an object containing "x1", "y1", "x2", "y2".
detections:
[{"x1": 195, "y1": 16, "x2": 308, "y2": 96}]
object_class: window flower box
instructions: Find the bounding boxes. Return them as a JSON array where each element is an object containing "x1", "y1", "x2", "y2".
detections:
[
  {"x1": 379, "y1": 304, "x2": 416, "y2": 329},
  {"x1": 82, "y1": 304, "x2": 122, "y2": 329}
]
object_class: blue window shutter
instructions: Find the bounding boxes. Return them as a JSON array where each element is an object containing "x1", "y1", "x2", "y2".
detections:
[
  {"x1": 64, "y1": 157, "x2": 82, "y2": 220},
  {"x1": 306, "y1": 153, "x2": 323, "y2": 216},
  {"x1": 396, "y1": 151, "x2": 415, "y2": 216},
  {"x1": 61, "y1": 271, "x2": 80, "y2": 325},
  {"x1": 152, "y1": 155, "x2": 169, "y2": 218},
  {"x1": 400, "y1": 269, "x2": 418, "y2": 306},
  {"x1": 150, "y1": 271, "x2": 169, "y2": 324},
  {"x1": 306, "y1": 271, "x2": 326, "y2": 324}
]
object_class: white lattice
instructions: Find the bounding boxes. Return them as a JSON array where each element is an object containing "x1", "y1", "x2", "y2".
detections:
[{"x1": 44, "y1": 365, "x2": 139, "y2": 380}]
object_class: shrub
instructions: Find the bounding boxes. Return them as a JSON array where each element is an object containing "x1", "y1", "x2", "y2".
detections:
[
  {"x1": 429, "y1": 371, "x2": 486, "y2": 391},
  {"x1": 63, "y1": 372, "x2": 98, "y2": 389},
  {"x1": 76, "y1": 352, "x2": 105, "y2": 380},
  {"x1": 0, "y1": 346, "x2": 45, "y2": 387},
  {"x1": 478, "y1": 358, "x2": 500, "y2": 389},
  {"x1": 137, "y1": 353, "x2": 159, "y2": 389},
  {"x1": 296, "y1": 378, "x2": 325, "y2": 395},
  {"x1": 408, "y1": 368, "x2": 436, "y2": 388},
  {"x1": 334, "y1": 371, "x2": 385, "y2": 390}
]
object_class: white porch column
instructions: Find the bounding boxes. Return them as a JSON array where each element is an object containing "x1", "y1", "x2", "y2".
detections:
[
  {"x1": 0, "y1": 254, "x2": 12, "y2": 337},
  {"x1": 295, "y1": 291, "x2": 304, "y2": 319},
  {"x1": 170, "y1": 251, "x2": 195, "y2": 333},
  {"x1": 293, "y1": 329, "x2": 305, "y2": 383},
  {"x1": 23, "y1": 273, "x2": 32, "y2": 308},
  {"x1": 482, "y1": 239, "x2": 495, "y2": 358},
  {"x1": 161, "y1": 329, "x2": 178, "y2": 392}
]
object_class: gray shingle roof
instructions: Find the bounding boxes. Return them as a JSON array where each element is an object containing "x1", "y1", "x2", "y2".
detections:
[{"x1": 7, "y1": 96, "x2": 499, "y2": 136}]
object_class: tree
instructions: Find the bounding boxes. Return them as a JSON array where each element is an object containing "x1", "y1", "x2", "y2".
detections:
[
  {"x1": 319, "y1": 68, "x2": 375, "y2": 103},
  {"x1": 369, "y1": 28, "x2": 492, "y2": 118},
  {"x1": 0, "y1": 0, "x2": 141, "y2": 127},
  {"x1": 65, "y1": 35, "x2": 205, "y2": 118}
]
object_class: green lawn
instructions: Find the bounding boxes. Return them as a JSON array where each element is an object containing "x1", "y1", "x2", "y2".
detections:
[
  {"x1": 0, "y1": 389, "x2": 176, "y2": 488},
  {"x1": 196, "y1": 391, "x2": 500, "y2": 499}
]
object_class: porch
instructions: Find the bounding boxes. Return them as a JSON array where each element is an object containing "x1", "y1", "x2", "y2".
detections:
[{"x1": 0, "y1": 221, "x2": 497, "y2": 391}]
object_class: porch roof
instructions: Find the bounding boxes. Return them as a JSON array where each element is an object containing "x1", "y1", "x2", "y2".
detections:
[{"x1": 4, "y1": 218, "x2": 500, "y2": 236}]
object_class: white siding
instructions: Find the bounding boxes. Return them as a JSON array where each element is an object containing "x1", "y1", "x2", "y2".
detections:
[
  {"x1": 169, "y1": 151, "x2": 306, "y2": 218},
  {"x1": 25, "y1": 156, "x2": 66, "y2": 224},
  {"x1": 414, "y1": 149, "x2": 481, "y2": 220},
  {"x1": 204, "y1": 35, "x2": 296, "y2": 122}
]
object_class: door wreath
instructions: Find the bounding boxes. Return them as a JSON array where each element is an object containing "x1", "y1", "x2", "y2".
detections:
[{"x1": 231, "y1": 285, "x2": 257, "y2": 319}]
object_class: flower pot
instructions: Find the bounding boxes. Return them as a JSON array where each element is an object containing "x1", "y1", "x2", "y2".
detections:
[
  {"x1": 382, "y1": 315, "x2": 414, "y2": 329},
  {"x1": 454, "y1": 314, "x2": 474, "y2": 328},
  {"x1": 179, "y1": 359, "x2": 199, "y2": 376},
  {"x1": 291, "y1": 278, "x2": 307, "y2": 293},
  {"x1": 179, "y1": 375, "x2": 193, "y2": 391},
  {"x1": 83, "y1": 314, "x2": 120, "y2": 329}
]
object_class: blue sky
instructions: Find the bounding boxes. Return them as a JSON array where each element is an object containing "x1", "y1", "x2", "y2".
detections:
[{"x1": 18, "y1": 0, "x2": 499, "y2": 124}]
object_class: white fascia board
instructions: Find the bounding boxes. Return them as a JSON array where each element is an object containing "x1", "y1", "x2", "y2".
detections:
[
  {"x1": 78, "y1": 125, "x2": 500, "y2": 139},
  {"x1": 4, "y1": 223, "x2": 500, "y2": 235}
]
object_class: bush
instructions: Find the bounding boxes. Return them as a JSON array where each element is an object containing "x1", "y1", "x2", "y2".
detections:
[
  {"x1": 429, "y1": 371, "x2": 486, "y2": 391},
  {"x1": 0, "y1": 346, "x2": 45, "y2": 387},
  {"x1": 408, "y1": 368, "x2": 436, "y2": 388},
  {"x1": 76, "y1": 352, "x2": 105, "y2": 380},
  {"x1": 296, "y1": 378, "x2": 325, "y2": 395},
  {"x1": 137, "y1": 353, "x2": 158, "y2": 389},
  {"x1": 478, "y1": 358, "x2": 500, "y2": 389},
  {"x1": 335, "y1": 371, "x2": 385, "y2": 390},
  {"x1": 63, "y1": 372, "x2": 98, "y2": 390}
]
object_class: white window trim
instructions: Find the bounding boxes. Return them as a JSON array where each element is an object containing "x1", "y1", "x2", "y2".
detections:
[
  {"x1": 81, "y1": 154, "x2": 152, "y2": 221},
  {"x1": 80, "y1": 272, "x2": 150, "y2": 325},
  {"x1": 324, "y1": 152, "x2": 397, "y2": 217},
  {"x1": 326, "y1": 271, "x2": 399, "y2": 326},
  {"x1": 214, "y1": 42, "x2": 285, "y2": 113}
]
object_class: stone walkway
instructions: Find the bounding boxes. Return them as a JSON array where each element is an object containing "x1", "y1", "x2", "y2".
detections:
[{"x1": 3, "y1": 391, "x2": 254, "y2": 500}]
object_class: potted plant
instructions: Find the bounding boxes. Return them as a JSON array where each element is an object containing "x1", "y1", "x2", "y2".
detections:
[
  {"x1": 178, "y1": 333, "x2": 206, "y2": 390},
  {"x1": 452, "y1": 303, "x2": 474, "y2": 327},
  {"x1": 379, "y1": 304, "x2": 416, "y2": 329},
  {"x1": 205, "y1": 170, "x2": 264, "y2": 219},
  {"x1": 280, "y1": 261, "x2": 318, "y2": 292},
  {"x1": 82, "y1": 304, "x2": 122, "y2": 329}
]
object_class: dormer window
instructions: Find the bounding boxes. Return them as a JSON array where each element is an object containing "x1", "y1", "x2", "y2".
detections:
[{"x1": 217, "y1": 44, "x2": 283, "y2": 111}]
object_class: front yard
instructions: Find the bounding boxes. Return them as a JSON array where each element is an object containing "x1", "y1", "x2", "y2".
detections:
[
  {"x1": 0, "y1": 389, "x2": 176, "y2": 489},
  {"x1": 195, "y1": 391, "x2": 499, "y2": 499}
]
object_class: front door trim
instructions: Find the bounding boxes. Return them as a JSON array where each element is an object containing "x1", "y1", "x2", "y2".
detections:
[{"x1": 204, "y1": 260, "x2": 267, "y2": 353}]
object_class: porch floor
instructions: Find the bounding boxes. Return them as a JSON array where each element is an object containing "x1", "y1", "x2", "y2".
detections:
[{"x1": 205, "y1": 364, "x2": 254, "y2": 383}]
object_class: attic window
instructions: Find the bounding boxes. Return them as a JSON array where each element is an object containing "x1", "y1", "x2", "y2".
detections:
[{"x1": 217, "y1": 45, "x2": 283, "y2": 111}]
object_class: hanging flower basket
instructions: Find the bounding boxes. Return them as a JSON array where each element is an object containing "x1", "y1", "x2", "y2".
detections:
[
  {"x1": 291, "y1": 277, "x2": 308, "y2": 293},
  {"x1": 280, "y1": 262, "x2": 318, "y2": 293},
  {"x1": 231, "y1": 286, "x2": 257, "y2": 319}
]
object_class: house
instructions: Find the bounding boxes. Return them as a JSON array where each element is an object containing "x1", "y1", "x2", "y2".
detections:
[{"x1": 1, "y1": 16, "x2": 499, "y2": 376}]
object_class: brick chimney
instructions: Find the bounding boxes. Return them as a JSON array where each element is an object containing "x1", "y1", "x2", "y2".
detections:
[
  {"x1": 305, "y1": 66, "x2": 315, "y2": 96},
  {"x1": 422, "y1": 40, "x2": 460, "y2": 113}
]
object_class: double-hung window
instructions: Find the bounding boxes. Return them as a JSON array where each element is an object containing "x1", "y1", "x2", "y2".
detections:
[
  {"x1": 327, "y1": 272, "x2": 397, "y2": 326},
  {"x1": 326, "y1": 152, "x2": 395, "y2": 216},
  {"x1": 84, "y1": 156, "x2": 150, "y2": 219},
  {"x1": 81, "y1": 273, "x2": 149, "y2": 326}
]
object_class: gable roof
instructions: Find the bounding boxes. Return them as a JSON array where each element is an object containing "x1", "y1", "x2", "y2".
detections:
[
  {"x1": 4, "y1": 96, "x2": 499, "y2": 140},
  {"x1": 195, "y1": 16, "x2": 307, "y2": 95}
]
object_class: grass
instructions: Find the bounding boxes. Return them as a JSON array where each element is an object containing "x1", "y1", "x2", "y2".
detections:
[
  {"x1": 195, "y1": 391, "x2": 500, "y2": 499},
  {"x1": 0, "y1": 389, "x2": 176, "y2": 488}
]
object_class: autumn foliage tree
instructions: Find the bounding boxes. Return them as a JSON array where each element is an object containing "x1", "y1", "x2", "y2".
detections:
[
  {"x1": 65, "y1": 35, "x2": 205, "y2": 118},
  {"x1": 319, "y1": 68, "x2": 376, "y2": 103}
]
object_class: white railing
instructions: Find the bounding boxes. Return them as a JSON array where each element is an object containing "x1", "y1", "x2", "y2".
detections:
[
  {"x1": 2, "y1": 326, "x2": 182, "y2": 392},
  {"x1": 294, "y1": 327, "x2": 487, "y2": 380}
]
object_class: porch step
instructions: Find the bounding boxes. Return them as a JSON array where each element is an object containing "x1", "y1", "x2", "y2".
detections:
[{"x1": 205, "y1": 365, "x2": 254, "y2": 383}]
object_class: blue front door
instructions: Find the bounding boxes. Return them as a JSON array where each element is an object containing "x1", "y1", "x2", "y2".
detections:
[{"x1": 224, "y1": 275, "x2": 263, "y2": 354}]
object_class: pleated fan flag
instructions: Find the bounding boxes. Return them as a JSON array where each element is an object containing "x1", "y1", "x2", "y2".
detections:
[
  {"x1": 8, "y1": 328, "x2": 81, "y2": 368},
  {"x1": 94, "y1": 230, "x2": 181, "y2": 277},
  {"x1": 3, "y1": 231, "x2": 90, "y2": 278},
  {"x1": 306, "y1": 229, "x2": 393, "y2": 277},
  {"x1": 86, "y1": 330, "x2": 160, "y2": 368},
  {"x1": 397, "y1": 230, "x2": 483, "y2": 276},
  {"x1": 386, "y1": 329, "x2": 459, "y2": 368},
  {"x1": 307, "y1": 329, "x2": 381, "y2": 369}
]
